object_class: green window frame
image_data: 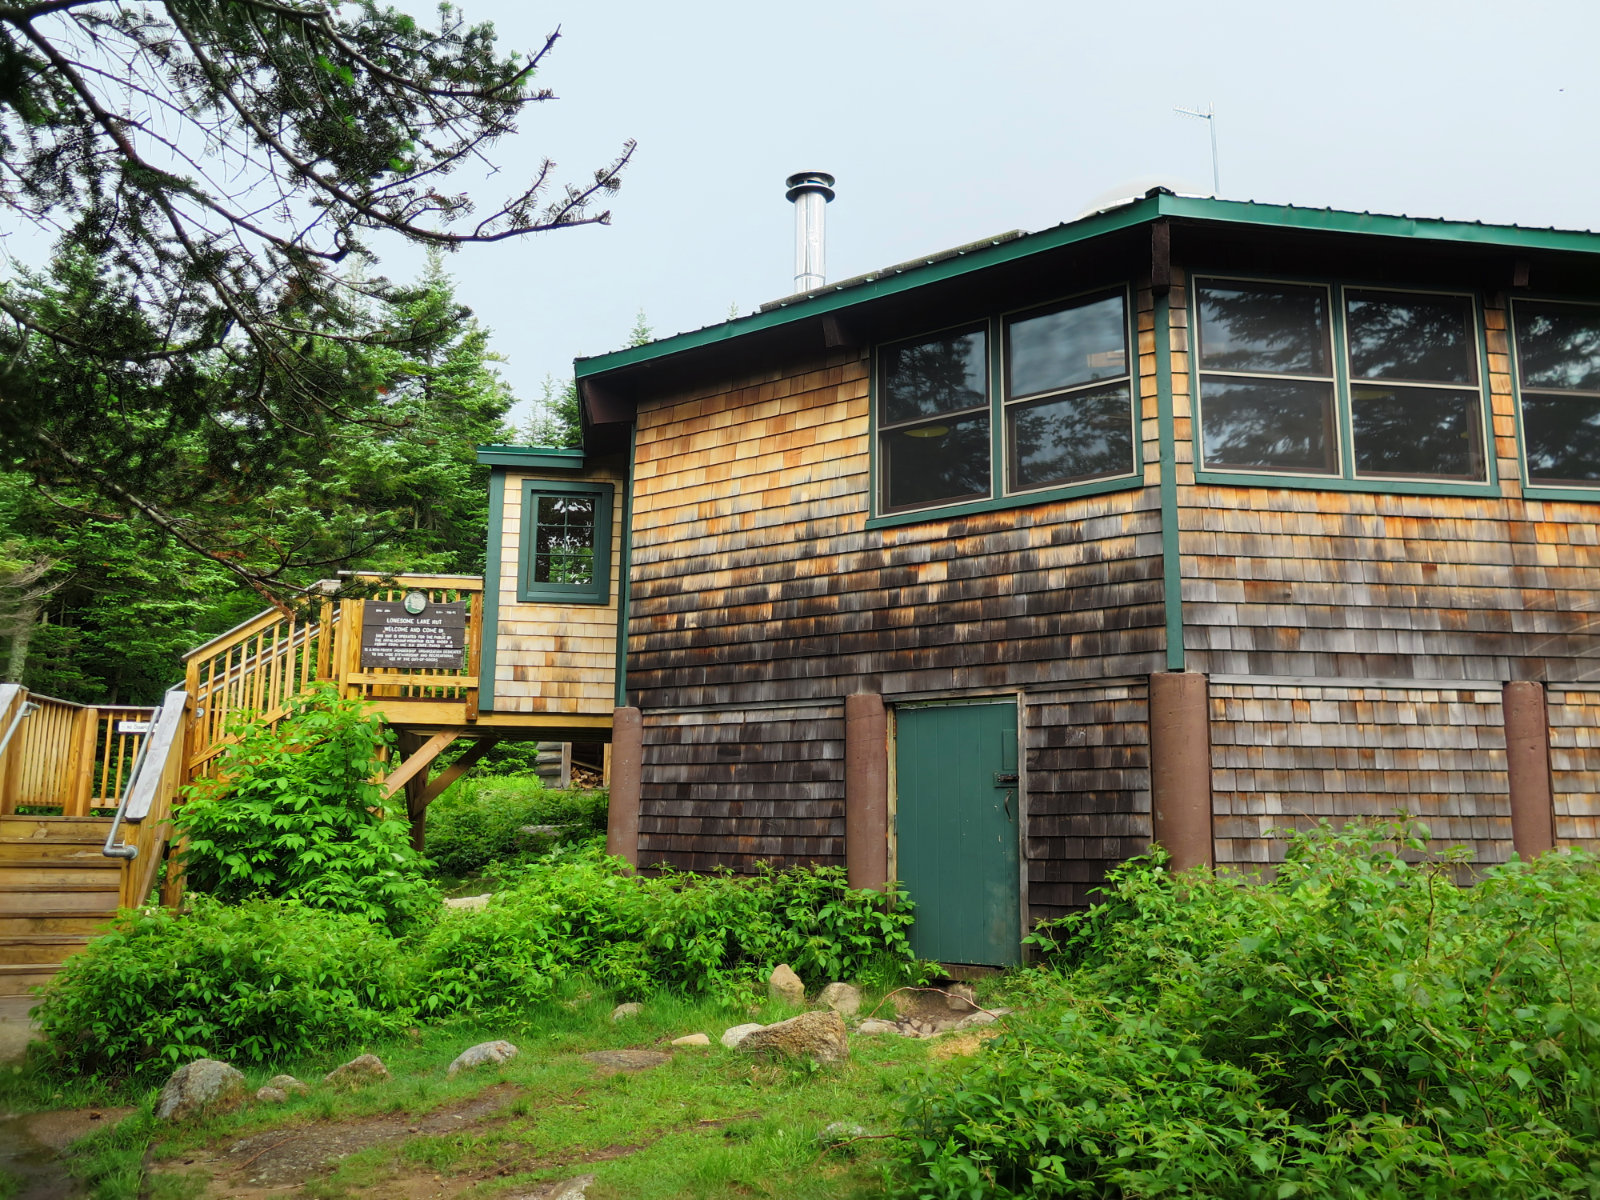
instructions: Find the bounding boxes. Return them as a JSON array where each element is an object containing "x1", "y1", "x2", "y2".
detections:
[
  {"x1": 518, "y1": 479, "x2": 613, "y2": 604},
  {"x1": 869, "y1": 285, "x2": 1140, "y2": 526},
  {"x1": 1510, "y1": 297, "x2": 1600, "y2": 497},
  {"x1": 1190, "y1": 276, "x2": 1498, "y2": 497}
]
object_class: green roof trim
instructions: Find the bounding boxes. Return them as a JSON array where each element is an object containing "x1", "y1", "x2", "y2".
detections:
[
  {"x1": 574, "y1": 192, "x2": 1600, "y2": 382},
  {"x1": 475, "y1": 445, "x2": 585, "y2": 470}
]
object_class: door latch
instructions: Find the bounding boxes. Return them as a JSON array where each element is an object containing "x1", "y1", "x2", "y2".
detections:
[{"x1": 993, "y1": 772, "x2": 1018, "y2": 785}]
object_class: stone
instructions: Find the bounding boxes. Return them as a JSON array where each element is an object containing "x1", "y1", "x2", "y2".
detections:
[
  {"x1": 611, "y1": 1002, "x2": 643, "y2": 1022},
  {"x1": 945, "y1": 982, "x2": 979, "y2": 1012},
  {"x1": 737, "y1": 1010, "x2": 848, "y2": 1065},
  {"x1": 447, "y1": 1040, "x2": 519, "y2": 1077},
  {"x1": 540, "y1": 1174, "x2": 597, "y2": 1200},
  {"x1": 720, "y1": 1023, "x2": 765, "y2": 1049},
  {"x1": 954, "y1": 1007, "x2": 1011, "y2": 1029},
  {"x1": 155, "y1": 1058, "x2": 246, "y2": 1121},
  {"x1": 323, "y1": 1054, "x2": 389, "y2": 1089},
  {"x1": 582, "y1": 1049, "x2": 670, "y2": 1075},
  {"x1": 768, "y1": 963, "x2": 805, "y2": 1006},
  {"x1": 254, "y1": 1086, "x2": 288, "y2": 1104},
  {"x1": 264, "y1": 1074, "x2": 308, "y2": 1095},
  {"x1": 443, "y1": 893, "x2": 491, "y2": 911},
  {"x1": 671, "y1": 1033, "x2": 711, "y2": 1047},
  {"x1": 818, "y1": 982, "x2": 861, "y2": 1017},
  {"x1": 855, "y1": 1018, "x2": 904, "y2": 1037}
]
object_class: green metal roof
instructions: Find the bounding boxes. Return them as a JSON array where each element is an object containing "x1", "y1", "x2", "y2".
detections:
[
  {"x1": 475, "y1": 445, "x2": 585, "y2": 470},
  {"x1": 574, "y1": 191, "x2": 1600, "y2": 381}
]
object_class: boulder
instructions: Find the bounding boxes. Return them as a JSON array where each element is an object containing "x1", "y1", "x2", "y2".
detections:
[
  {"x1": 720, "y1": 1023, "x2": 765, "y2": 1049},
  {"x1": 264, "y1": 1074, "x2": 308, "y2": 1095},
  {"x1": 255, "y1": 1086, "x2": 289, "y2": 1105},
  {"x1": 818, "y1": 982, "x2": 861, "y2": 1017},
  {"x1": 855, "y1": 1018, "x2": 904, "y2": 1037},
  {"x1": 671, "y1": 1033, "x2": 711, "y2": 1047},
  {"x1": 582, "y1": 1049, "x2": 669, "y2": 1075},
  {"x1": 443, "y1": 893, "x2": 491, "y2": 911},
  {"x1": 155, "y1": 1058, "x2": 246, "y2": 1122},
  {"x1": 737, "y1": 1010, "x2": 848, "y2": 1065},
  {"x1": 447, "y1": 1040, "x2": 519, "y2": 1077},
  {"x1": 767, "y1": 963, "x2": 805, "y2": 1006},
  {"x1": 610, "y1": 1002, "x2": 643, "y2": 1022},
  {"x1": 323, "y1": 1054, "x2": 389, "y2": 1089}
]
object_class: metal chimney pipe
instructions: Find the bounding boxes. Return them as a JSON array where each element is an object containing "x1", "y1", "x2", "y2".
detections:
[{"x1": 786, "y1": 171, "x2": 835, "y2": 293}]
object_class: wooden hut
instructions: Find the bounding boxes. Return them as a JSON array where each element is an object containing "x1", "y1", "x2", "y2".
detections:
[{"x1": 486, "y1": 189, "x2": 1600, "y2": 966}]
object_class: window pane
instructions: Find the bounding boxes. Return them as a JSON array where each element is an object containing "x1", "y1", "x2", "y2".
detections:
[
  {"x1": 1200, "y1": 376, "x2": 1337, "y2": 472},
  {"x1": 880, "y1": 327, "x2": 988, "y2": 425},
  {"x1": 1516, "y1": 303, "x2": 1600, "y2": 392},
  {"x1": 1007, "y1": 294, "x2": 1127, "y2": 399},
  {"x1": 1198, "y1": 282, "x2": 1330, "y2": 375},
  {"x1": 880, "y1": 413, "x2": 990, "y2": 509},
  {"x1": 1351, "y1": 385, "x2": 1484, "y2": 479},
  {"x1": 1523, "y1": 394, "x2": 1600, "y2": 483},
  {"x1": 1007, "y1": 383, "x2": 1134, "y2": 489},
  {"x1": 533, "y1": 494, "x2": 596, "y2": 585},
  {"x1": 1346, "y1": 291, "x2": 1475, "y2": 384}
]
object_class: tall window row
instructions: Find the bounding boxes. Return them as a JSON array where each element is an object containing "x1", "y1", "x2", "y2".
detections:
[{"x1": 876, "y1": 288, "x2": 1137, "y2": 514}]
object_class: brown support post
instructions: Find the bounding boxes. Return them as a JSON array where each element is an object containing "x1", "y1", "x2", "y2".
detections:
[
  {"x1": 844, "y1": 693, "x2": 889, "y2": 891},
  {"x1": 607, "y1": 707, "x2": 642, "y2": 867},
  {"x1": 1503, "y1": 681, "x2": 1556, "y2": 859},
  {"x1": 1148, "y1": 672, "x2": 1214, "y2": 871}
]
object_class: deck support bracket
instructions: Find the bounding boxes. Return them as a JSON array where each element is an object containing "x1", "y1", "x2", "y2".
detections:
[{"x1": 381, "y1": 731, "x2": 457, "y2": 800}]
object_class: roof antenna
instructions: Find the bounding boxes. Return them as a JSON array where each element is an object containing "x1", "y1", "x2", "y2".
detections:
[
  {"x1": 1174, "y1": 104, "x2": 1220, "y2": 197},
  {"x1": 786, "y1": 171, "x2": 835, "y2": 293}
]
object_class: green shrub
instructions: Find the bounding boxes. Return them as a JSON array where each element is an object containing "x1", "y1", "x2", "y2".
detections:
[
  {"x1": 898, "y1": 822, "x2": 1600, "y2": 1199},
  {"x1": 35, "y1": 896, "x2": 416, "y2": 1079},
  {"x1": 419, "y1": 843, "x2": 918, "y2": 1014},
  {"x1": 425, "y1": 774, "x2": 607, "y2": 879},
  {"x1": 175, "y1": 684, "x2": 437, "y2": 929}
]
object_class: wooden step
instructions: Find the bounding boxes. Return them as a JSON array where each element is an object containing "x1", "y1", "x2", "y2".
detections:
[
  {"x1": 0, "y1": 816, "x2": 114, "y2": 841},
  {"x1": 0, "y1": 962, "x2": 64, "y2": 999},
  {"x1": 0, "y1": 885, "x2": 121, "y2": 915},
  {"x1": 0, "y1": 935, "x2": 91, "y2": 966},
  {"x1": 0, "y1": 912, "x2": 119, "y2": 937},
  {"x1": 0, "y1": 838, "x2": 111, "y2": 863},
  {"x1": 2, "y1": 861, "x2": 122, "y2": 888}
]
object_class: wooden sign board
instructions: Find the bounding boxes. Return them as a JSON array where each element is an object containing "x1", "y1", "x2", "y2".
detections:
[{"x1": 360, "y1": 601, "x2": 467, "y2": 671}]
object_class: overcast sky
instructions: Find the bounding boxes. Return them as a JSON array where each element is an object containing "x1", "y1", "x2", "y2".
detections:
[{"x1": 100, "y1": 2, "x2": 1600, "y2": 429}]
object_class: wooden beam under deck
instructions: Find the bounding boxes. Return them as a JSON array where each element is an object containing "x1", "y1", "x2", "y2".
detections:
[{"x1": 370, "y1": 702, "x2": 614, "y2": 739}]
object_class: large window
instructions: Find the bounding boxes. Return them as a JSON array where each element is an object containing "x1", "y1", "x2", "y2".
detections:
[
  {"x1": 1512, "y1": 299, "x2": 1600, "y2": 487},
  {"x1": 875, "y1": 289, "x2": 1136, "y2": 515},
  {"x1": 518, "y1": 480, "x2": 612, "y2": 603},
  {"x1": 1194, "y1": 279, "x2": 1488, "y2": 484}
]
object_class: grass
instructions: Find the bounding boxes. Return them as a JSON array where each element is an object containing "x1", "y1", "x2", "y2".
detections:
[{"x1": 8, "y1": 976, "x2": 1014, "y2": 1200}]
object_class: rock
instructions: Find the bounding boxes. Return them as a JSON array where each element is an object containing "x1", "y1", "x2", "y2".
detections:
[
  {"x1": 154, "y1": 1059, "x2": 246, "y2": 1122},
  {"x1": 818, "y1": 1121, "x2": 867, "y2": 1146},
  {"x1": 443, "y1": 893, "x2": 491, "y2": 910},
  {"x1": 671, "y1": 1033, "x2": 711, "y2": 1047},
  {"x1": 737, "y1": 1010, "x2": 848, "y2": 1065},
  {"x1": 720, "y1": 1023, "x2": 765, "y2": 1049},
  {"x1": 447, "y1": 1040, "x2": 519, "y2": 1077},
  {"x1": 264, "y1": 1074, "x2": 308, "y2": 1096},
  {"x1": 818, "y1": 982, "x2": 861, "y2": 1017},
  {"x1": 954, "y1": 1007, "x2": 1012, "y2": 1029},
  {"x1": 611, "y1": 1002, "x2": 643, "y2": 1022},
  {"x1": 323, "y1": 1054, "x2": 389, "y2": 1089},
  {"x1": 945, "y1": 982, "x2": 979, "y2": 1012},
  {"x1": 582, "y1": 1049, "x2": 670, "y2": 1075},
  {"x1": 539, "y1": 1174, "x2": 597, "y2": 1200},
  {"x1": 855, "y1": 1018, "x2": 904, "y2": 1037},
  {"x1": 768, "y1": 963, "x2": 805, "y2": 1006},
  {"x1": 255, "y1": 1086, "x2": 288, "y2": 1104}
]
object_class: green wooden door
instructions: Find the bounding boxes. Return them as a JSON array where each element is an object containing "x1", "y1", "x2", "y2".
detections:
[{"x1": 894, "y1": 700, "x2": 1020, "y2": 966}]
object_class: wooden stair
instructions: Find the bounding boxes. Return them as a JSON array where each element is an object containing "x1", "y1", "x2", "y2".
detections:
[{"x1": 0, "y1": 814, "x2": 120, "y2": 1010}]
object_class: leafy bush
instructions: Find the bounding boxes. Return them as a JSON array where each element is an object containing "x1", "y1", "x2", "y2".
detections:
[
  {"x1": 36, "y1": 896, "x2": 416, "y2": 1079},
  {"x1": 899, "y1": 822, "x2": 1600, "y2": 1199},
  {"x1": 425, "y1": 774, "x2": 607, "y2": 879},
  {"x1": 419, "y1": 843, "x2": 918, "y2": 1014},
  {"x1": 176, "y1": 685, "x2": 437, "y2": 929}
]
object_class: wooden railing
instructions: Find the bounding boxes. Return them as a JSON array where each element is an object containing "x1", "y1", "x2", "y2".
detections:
[
  {"x1": 182, "y1": 574, "x2": 484, "y2": 776},
  {"x1": 0, "y1": 686, "x2": 157, "y2": 816},
  {"x1": 104, "y1": 689, "x2": 188, "y2": 909}
]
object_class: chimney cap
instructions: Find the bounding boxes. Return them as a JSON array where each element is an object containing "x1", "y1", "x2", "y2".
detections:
[{"x1": 785, "y1": 171, "x2": 835, "y2": 203}]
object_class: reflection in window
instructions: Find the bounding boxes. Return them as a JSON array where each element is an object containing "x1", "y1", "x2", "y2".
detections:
[
  {"x1": 533, "y1": 495, "x2": 596, "y2": 585},
  {"x1": 877, "y1": 325, "x2": 991, "y2": 511},
  {"x1": 881, "y1": 414, "x2": 992, "y2": 509},
  {"x1": 1516, "y1": 301, "x2": 1600, "y2": 484},
  {"x1": 879, "y1": 328, "x2": 988, "y2": 425},
  {"x1": 1196, "y1": 281, "x2": 1337, "y2": 474},
  {"x1": 1347, "y1": 292, "x2": 1483, "y2": 480}
]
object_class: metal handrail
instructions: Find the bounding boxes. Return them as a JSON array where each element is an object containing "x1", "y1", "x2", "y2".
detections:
[
  {"x1": 103, "y1": 686, "x2": 186, "y2": 860},
  {"x1": 0, "y1": 686, "x2": 38, "y2": 761}
]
